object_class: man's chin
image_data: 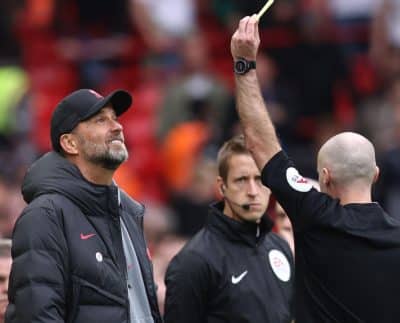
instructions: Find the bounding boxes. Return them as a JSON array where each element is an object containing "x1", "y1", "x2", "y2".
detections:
[
  {"x1": 247, "y1": 213, "x2": 264, "y2": 223},
  {"x1": 102, "y1": 156, "x2": 127, "y2": 170},
  {"x1": 88, "y1": 148, "x2": 129, "y2": 170},
  {"x1": 109, "y1": 149, "x2": 128, "y2": 163}
]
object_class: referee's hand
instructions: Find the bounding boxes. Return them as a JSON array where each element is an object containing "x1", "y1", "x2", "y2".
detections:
[{"x1": 230, "y1": 14, "x2": 260, "y2": 62}]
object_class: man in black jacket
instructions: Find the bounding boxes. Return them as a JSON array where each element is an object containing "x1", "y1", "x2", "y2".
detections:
[
  {"x1": 164, "y1": 135, "x2": 294, "y2": 323},
  {"x1": 231, "y1": 14, "x2": 400, "y2": 322},
  {"x1": 6, "y1": 89, "x2": 162, "y2": 323}
]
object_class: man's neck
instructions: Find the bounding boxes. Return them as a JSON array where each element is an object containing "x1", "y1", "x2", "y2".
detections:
[
  {"x1": 69, "y1": 157, "x2": 115, "y2": 185},
  {"x1": 337, "y1": 186, "x2": 373, "y2": 205}
]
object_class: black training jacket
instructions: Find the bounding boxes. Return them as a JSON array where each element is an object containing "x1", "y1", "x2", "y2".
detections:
[
  {"x1": 5, "y1": 152, "x2": 162, "y2": 323},
  {"x1": 164, "y1": 202, "x2": 294, "y2": 323}
]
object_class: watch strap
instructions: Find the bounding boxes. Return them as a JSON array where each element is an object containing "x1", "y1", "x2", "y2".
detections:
[{"x1": 234, "y1": 58, "x2": 257, "y2": 75}]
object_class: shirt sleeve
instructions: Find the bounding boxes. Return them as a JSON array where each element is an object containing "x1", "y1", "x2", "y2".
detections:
[
  {"x1": 6, "y1": 202, "x2": 68, "y2": 323},
  {"x1": 164, "y1": 251, "x2": 211, "y2": 323},
  {"x1": 261, "y1": 150, "x2": 338, "y2": 231}
]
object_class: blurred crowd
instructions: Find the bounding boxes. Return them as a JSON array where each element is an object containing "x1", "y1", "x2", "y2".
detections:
[{"x1": 0, "y1": 0, "x2": 400, "y2": 316}]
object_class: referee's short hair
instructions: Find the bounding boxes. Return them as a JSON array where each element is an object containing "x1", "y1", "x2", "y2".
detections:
[{"x1": 217, "y1": 135, "x2": 250, "y2": 182}]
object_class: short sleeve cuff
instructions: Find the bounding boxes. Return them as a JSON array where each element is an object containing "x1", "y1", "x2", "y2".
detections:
[{"x1": 261, "y1": 150, "x2": 291, "y2": 187}]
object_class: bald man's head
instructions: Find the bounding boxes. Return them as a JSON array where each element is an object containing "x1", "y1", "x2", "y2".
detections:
[{"x1": 317, "y1": 132, "x2": 377, "y2": 190}]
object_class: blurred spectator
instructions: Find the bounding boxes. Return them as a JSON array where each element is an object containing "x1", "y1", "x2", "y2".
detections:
[
  {"x1": 160, "y1": 121, "x2": 212, "y2": 194},
  {"x1": 53, "y1": 0, "x2": 134, "y2": 88},
  {"x1": 328, "y1": 0, "x2": 379, "y2": 56},
  {"x1": 0, "y1": 1, "x2": 23, "y2": 63},
  {"x1": 0, "y1": 64, "x2": 33, "y2": 238},
  {"x1": 0, "y1": 66, "x2": 29, "y2": 137},
  {"x1": 151, "y1": 235, "x2": 186, "y2": 315},
  {"x1": 368, "y1": 75, "x2": 400, "y2": 214},
  {"x1": 170, "y1": 157, "x2": 217, "y2": 237},
  {"x1": 211, "y1": 0, "x2": 265, "y2": 31},
  {"x1": 0, "y1": 239, "x2": 11, "y2": 323},
  {"x1": 130, "y1": 0, "x2": 197, "y2": 54},
  {"x1": 54, "y1": 0, "x2": 131, "y2": 35},
  {"x1": 211, "y1": 0, "x2": 298, "y2": 31},
  {"x1": 143, "y1": 202, "x2": 177, "y2": 249},
  {"x1": 370, "y1": 0, "x2": 400, "y2": 80},
  {"x1": 0, "y1": 176, "x2": 26, "y2": 238},
  {"x1": 290, "y1": 7, "x2": 348, "y2": 126},
  {"x1": 156, "y1": 32, "x2": 231, "y2": 141},
  {"x1": 258, "y1": 53, "x2": 297, "y2": 138},
  {"x1": 262, "y1": 2, "x2": 351, "y2": 147},
  {"x1": 53, "y1": 0, "x2": 185, "y2": 88},
  {"x1": 357, "y1": 75, "x2": 400, "y2": 153},
  {"x1": 225, "y1": 51, "x2": 300, "y2": 147},
  {"x1": 375, "y1": 145, "x2": 400, "y2": 218},
  {"x1": 329, "y1": 0, "x2": 379, "y2": 20},
  {"x1": 157, "y1": 31, "x2": 231, "y2": 200},
  {"x1": 274, "y1": 202, "x2": 294, "y2": 255}
]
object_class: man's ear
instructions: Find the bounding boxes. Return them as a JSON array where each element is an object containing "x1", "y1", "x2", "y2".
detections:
[
  {"x1": 59, "y1": 133, "x2": 79, "y2": 155},
  {"x1": 373, "y1": 166, "x2": 380, "y2": 183},
  {"x1": 216, "y1": 176, "x2": 225, "y2": 198},
  {"x1": 321, "y1": 167, "x2": 331, "y2": 186}
]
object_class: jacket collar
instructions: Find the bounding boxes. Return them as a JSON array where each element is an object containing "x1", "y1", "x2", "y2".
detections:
[
  {"x1": 207, "y1": 201, "x2": 273, "y2": 247},
  {"x1": 22, "y1": 151, "x2": 136, "y2": 218}
]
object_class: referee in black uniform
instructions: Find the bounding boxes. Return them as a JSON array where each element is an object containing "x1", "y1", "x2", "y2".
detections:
[{"x1": 230, "y1": 14, "x2": 400, "y2": 323}]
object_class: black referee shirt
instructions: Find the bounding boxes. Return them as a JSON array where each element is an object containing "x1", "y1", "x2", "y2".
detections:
[
  {"x1": 262, "y1": 150, "x2": 400, "y2": 323},
  {"x1": 164, "y1": 202, "x2": 294, "y2": 323}
]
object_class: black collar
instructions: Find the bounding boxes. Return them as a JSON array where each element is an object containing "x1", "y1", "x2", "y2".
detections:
[{"x1": 206, "y1": 201, "x2": 274, "y2": 247}]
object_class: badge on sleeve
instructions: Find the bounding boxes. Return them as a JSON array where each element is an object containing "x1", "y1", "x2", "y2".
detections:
[
  {"x1": 268, "y1": 249, "x2": 291, "y2": 282},
  {"x1": 286, "y1": 167, "x2": 312, "y2": 192}
]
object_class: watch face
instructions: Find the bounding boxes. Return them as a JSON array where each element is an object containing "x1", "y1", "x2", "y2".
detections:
[{"x1": 235, "y1": 60, "x2": 247, "y2": 74}]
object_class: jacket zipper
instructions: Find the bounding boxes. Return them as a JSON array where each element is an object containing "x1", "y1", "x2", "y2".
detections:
[{"x1": 255, "y1": 224, "x2": 260, "y2": 247}]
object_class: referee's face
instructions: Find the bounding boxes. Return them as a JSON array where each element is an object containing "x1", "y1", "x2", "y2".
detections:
[{"x1": 222, "y1": 153, "x2": 270, "y2": 223}]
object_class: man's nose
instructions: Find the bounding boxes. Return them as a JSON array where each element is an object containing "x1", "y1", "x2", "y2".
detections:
[
  {"x1": 110, "y1": 119, "x2": 123, "y2": 132},
  {"x1": 247, "y1": 180, "x2": 259, "y2": 196}
]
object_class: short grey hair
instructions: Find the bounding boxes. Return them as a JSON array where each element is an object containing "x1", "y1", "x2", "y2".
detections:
[{"x1": 318, "y1": 132, "x2": 376, "y2": 186}]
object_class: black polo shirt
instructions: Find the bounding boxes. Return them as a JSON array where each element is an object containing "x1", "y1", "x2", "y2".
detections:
[{"x1": 262, "y1": 150, "x2": 400, "y2": 323}]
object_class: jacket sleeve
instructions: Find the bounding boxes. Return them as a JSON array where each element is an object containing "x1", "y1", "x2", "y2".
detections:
[
  {"x1": 6, "y1": 200, "x2": 69, "y2": 323},
  {"x1": 164, "y1": 251, "x2": 211, "y2": 323}
]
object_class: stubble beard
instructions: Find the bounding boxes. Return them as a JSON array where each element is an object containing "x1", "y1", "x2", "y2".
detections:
[{"x1": 84, "y1": 141, "x2": 129, "y2": 170}]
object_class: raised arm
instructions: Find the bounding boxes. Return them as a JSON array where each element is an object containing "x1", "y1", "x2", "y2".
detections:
[{"x1": 230, "y1": 14, "x2": 281, "y2": 170}]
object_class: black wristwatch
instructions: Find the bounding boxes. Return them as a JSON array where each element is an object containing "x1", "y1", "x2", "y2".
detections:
[{"x1": 234, "y1": 57, "x2": 256, "y2": 75}]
